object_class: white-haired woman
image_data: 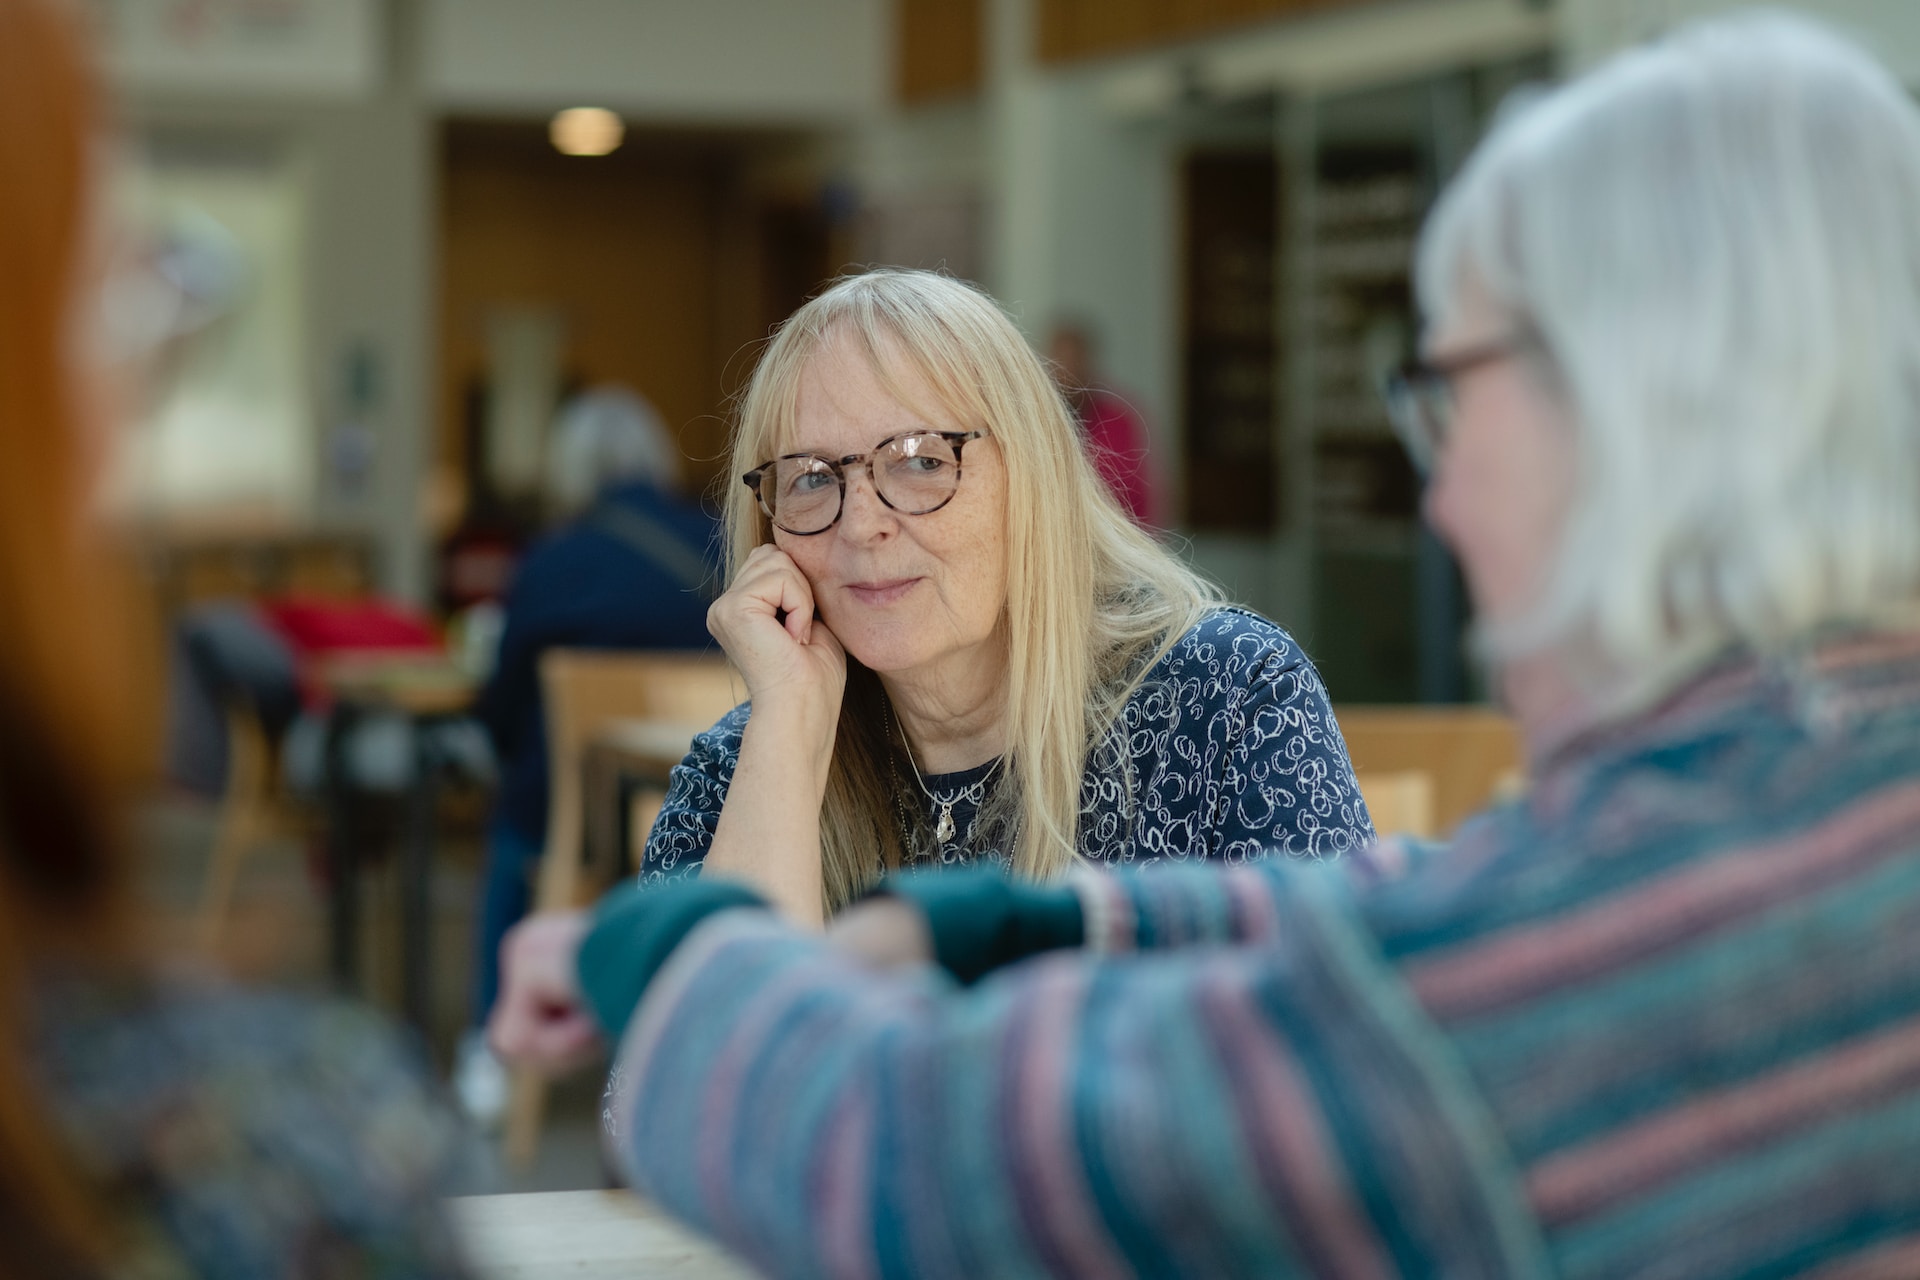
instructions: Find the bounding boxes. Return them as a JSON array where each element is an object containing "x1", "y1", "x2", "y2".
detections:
[
  {"x1": 641, "y1": 269, "x2": 1369, "y2": 923},
  {"x1": 496, "y1": 14, "x2": 1920, "y2": 1275}
]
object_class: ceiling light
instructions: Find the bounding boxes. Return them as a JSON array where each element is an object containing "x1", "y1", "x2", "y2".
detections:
[{"x1": 550, "y1": 107, "x2": 624, "y2": 157}]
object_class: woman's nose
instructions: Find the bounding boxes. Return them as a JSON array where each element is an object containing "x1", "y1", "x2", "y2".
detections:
[{"x1": 837, "y1": 466, "x2": 896, "y2": 540}]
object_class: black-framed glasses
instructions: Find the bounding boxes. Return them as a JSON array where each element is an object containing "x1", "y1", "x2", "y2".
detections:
[
  {"x1": 1379, "y1": 340, "x2": 1520, "y2": 476},
  {"x1": 741, "y1": 429, "x2": 988, "y2": 536}
]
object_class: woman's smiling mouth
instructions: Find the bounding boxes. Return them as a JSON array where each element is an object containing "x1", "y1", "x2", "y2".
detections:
[{"x1": 844, "y1": 577, "x2": 923, "y2": 606}]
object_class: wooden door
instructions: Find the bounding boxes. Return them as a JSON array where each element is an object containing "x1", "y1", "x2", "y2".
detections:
[{"x1": 438, "y1": 123, "x2": 741, "y2": 507}]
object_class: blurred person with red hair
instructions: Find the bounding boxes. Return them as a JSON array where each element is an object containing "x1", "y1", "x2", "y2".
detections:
[{"x1": 0, "y1": 2, "x2": 472, "y2": 1275}]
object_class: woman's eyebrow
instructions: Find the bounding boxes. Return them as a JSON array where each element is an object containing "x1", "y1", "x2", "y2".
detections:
[{"x1": 785, "y1": 426, "x2": 938, "y2": 457}]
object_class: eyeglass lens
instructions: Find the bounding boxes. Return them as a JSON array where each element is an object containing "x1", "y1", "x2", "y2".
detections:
[{"x1": 759, "y1": 432, "x2": 963, "y2": 533}]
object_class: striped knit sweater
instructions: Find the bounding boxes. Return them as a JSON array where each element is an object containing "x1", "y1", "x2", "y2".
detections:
[{"x1": 591, "y1": 631, "x2": 1920, "y2": 1278}]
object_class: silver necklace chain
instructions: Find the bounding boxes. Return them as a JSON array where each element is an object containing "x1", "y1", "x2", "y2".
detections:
[{"x1": 883, "y1": 695, "x2": 997, "y2": 850}]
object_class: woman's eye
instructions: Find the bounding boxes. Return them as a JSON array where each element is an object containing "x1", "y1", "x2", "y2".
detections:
[
  {"x1": 787, "y1": 470, "x2": 836, "y2": 494},
  {"x1": 898, "y1": 455, "x2": 946, "y2": 475}
]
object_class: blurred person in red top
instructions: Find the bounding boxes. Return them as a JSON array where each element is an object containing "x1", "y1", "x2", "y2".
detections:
[
  {"x1": 1047, "y1": 319, "x2": 1163, "y2": 527},
  {"x1": 0, "y1": 2, "x2": 474, "y2": 1275}
]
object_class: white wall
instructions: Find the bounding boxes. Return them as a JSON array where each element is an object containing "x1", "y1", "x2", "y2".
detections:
[
  {"x1": 990, "y1": 75, "x2": 1181, "y2": 503},
  {"x1": 122, "y1": 0, "x2": 438, "y2": 602},
  {"x1": 1559, "y1": 0, "x2": 1920, "y2": 75},
  {"x1": 837, "y1": 96, "x2": 989, "y2": 281},
  {"x1": 984, "y1": 0, "x2": 1177, "y2": 488},
  {"x1": 300, "y1": 93, "x2": 437, "y2": 603},
  {"x1": 97, "y1": 0, "x2": 381, "y2": 99},
  {"x1": 421, "y1": 0, "x2": 887, "y2": 121},
  {"x1": 849, "y1": 97, "x2": 988, "y2": 200}
]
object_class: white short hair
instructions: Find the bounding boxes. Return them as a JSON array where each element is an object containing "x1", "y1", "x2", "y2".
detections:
[
  {"x1": 1418, "y1": 10, "x2": 1920, "y2": 687},
  {"x1": 544, "y1": 384, "x2": 682, "y2": 512}
]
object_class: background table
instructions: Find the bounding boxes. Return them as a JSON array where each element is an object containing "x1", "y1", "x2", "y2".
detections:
[
  {"x1": 319, "y1": 652, "x2": 479, "y2": 717},
  {"x1": 315, "y1": 652, "x2": 479, "y2": 1033},
  {"x1": 449, "y1": 1190, "x2": 758, "y2": 1278}
]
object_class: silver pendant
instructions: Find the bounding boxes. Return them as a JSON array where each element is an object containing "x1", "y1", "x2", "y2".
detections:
[{"x1": 935, "y1": 802, "x2": 956, "y2": 843}]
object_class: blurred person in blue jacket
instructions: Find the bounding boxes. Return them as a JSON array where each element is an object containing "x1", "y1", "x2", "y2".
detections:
[{"x1": 456, "y1": 385, "x2": 719, "y2": 1124}]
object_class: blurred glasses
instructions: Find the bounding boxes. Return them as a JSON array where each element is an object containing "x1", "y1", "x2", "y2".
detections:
[
  {"x1": 1380, "y1": 340, "x2": 1519, "y2": 475},
  {"x1": 742, "y1": 429, "x2": 988, "y2": 535}
]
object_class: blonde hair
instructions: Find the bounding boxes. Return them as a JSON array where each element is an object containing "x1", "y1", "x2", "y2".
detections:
[
  {"x1": 726, "y1": 269, "x2": 1219, "y2": 910},
  {"x1": 1418, "y1": 12, "x2": 1920, "y2": 691}
]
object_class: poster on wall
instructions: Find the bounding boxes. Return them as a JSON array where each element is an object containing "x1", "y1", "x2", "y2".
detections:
[
  {"x1": 105, "y1": 139, "x2": 315, "y2": 524},
  {"x1": 89, "y1": 0, "x2": 380, "y2": 98}
]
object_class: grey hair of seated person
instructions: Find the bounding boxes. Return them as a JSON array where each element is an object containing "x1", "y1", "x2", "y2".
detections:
[
  {"x1": 1417, "y1": 11, "x2": 1920, "y2": 692},
  {"x1": 544, "y1": 384, "x2": 684, "y2": 514}
]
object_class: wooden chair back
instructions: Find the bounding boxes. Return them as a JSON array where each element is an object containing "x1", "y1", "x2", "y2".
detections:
[
  {"x1": 535, "y1": 649, "x2": 742, "y2": 910},
  {"x1": 1354, "y1": 770, "x2": 1437, "y2": 840},
  {"x1": 1333, "y1": 705, "x2": 1525, "y2": 837},
  {"x1": 505, "y1": 649, "x2": 741, "y2": 1171}
]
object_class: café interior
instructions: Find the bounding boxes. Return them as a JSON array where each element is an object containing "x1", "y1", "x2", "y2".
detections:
[{"x1": 73, "y1": 0, "x2": 1920, "y2": 1272}]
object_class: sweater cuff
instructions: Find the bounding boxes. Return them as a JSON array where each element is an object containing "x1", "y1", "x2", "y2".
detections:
[
  {"x1": 867, "y1": 867, "x2": 1085, "y2": 985},
  {"x1": 579, "y1": 878, "x2": 770, "y2": 1042}
]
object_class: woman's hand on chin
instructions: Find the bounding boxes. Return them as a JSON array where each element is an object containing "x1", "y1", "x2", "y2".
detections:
[{"x1": 708, "y1": 544, "x2": 847, "y2": 716}]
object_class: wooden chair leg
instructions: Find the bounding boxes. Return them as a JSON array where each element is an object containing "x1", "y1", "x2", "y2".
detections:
[
  {"x1": 198, "y1": 799, "x2": 255, "y2": 954},
  {"x1": 503, "y1": 1068, "x2": 549, "y2": 1171},
  {"x1": 197, "y1": 709, "x2": 270, "y2": 954}
]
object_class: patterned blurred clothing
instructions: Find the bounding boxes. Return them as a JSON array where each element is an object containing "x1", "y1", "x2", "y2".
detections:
[{"x1": 29, "y1": 976, "x2": 475, "y2": 1279}]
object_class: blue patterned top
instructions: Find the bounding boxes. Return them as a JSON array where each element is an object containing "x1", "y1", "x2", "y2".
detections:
[{"x1": 641, "y1": 606, "x2": 1371, "y2": 881}]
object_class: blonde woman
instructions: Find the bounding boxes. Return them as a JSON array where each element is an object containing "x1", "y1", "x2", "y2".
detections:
[{"x1": 646, "y1": 269, "x2": 1369, "y2": 923}]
